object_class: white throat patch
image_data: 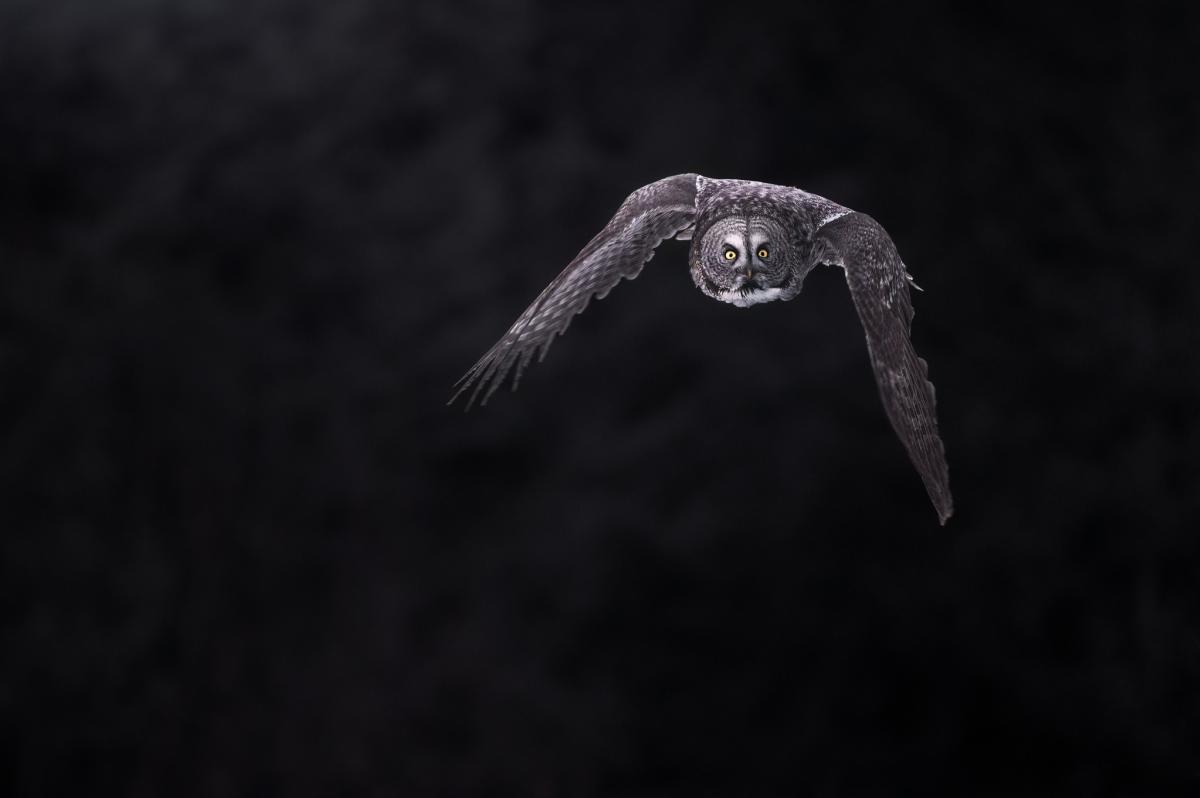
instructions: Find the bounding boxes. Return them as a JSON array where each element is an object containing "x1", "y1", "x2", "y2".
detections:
[{"x1": 717, "y1": 287, "x2": 783, "y2": 308}]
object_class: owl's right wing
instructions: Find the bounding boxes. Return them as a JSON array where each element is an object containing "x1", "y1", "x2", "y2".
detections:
[
  {"x1": 814, "y1": 211, "x2": 953, "y2": 524},
  {"x1": 450, "y1": 174, "x2": 698, "y2": 409}
]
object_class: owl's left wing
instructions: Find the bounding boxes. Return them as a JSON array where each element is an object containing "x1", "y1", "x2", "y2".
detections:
[
  {"x1": 450, "y1": 174, "x2": 698, "y2": 409},
  {"x1": 814, "y1": 211, "x2": 954, "y2": 524}
]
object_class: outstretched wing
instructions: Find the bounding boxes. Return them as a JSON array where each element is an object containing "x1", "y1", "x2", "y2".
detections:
[
  {"x1": 815, "y1": 211, "x2": 954, "y2": 524},
  {"x1": 450, "y1": 174, "x2": 699, "y2": 409}
]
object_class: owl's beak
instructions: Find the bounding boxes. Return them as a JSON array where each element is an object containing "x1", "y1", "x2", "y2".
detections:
[{"x1": 736, "y1": 269, "x2": 761, "y2": 296}]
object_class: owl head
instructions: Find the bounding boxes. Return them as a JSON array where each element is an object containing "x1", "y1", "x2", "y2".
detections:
[{"x1": 689, "y1": 214, "x2": 806, "y2": 307}]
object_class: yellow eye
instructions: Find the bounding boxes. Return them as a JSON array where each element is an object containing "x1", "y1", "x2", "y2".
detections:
[
  {"x1": 723, "y1": 249, "x2": 737, "y2": 260},
  {"x1": 757, "y1": 248, "x2": 770, "y2": 259}
]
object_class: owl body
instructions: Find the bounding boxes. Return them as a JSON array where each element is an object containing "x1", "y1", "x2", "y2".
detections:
[
  {"x1": 687, "y1": 177, "x2": 853, "y2": 307},
  {"x1": 451, "y1": 174, "x2": 954, "y2": 524}
]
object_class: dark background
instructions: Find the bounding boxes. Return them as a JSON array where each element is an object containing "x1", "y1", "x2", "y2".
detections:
[{"x1": 2, "y1": 0, "x2": 1198, "y2": 795}]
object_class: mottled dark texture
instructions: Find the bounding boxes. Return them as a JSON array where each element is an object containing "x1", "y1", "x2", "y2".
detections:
[{"x1": 2, "y1": 1, "x2": 1198, "y2": 796}]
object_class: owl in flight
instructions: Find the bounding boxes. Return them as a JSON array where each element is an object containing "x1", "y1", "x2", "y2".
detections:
[{"x1": 450, "y1": 175, "x2": 953, "y2": 524}]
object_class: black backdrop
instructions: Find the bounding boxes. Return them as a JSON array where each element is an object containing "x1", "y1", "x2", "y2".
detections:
[{"x1": 2, "y1": 1, "x2": 1198, "y2": 795}]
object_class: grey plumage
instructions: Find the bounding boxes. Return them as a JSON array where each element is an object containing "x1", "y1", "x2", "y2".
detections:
[{"x1": 450, "y1": 174, "x2": 953, "y2": 524}]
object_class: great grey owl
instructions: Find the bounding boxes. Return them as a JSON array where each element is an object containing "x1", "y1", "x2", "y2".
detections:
[{"x1": 450, "y1": 174, "x2": 953, "y2": 524}]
